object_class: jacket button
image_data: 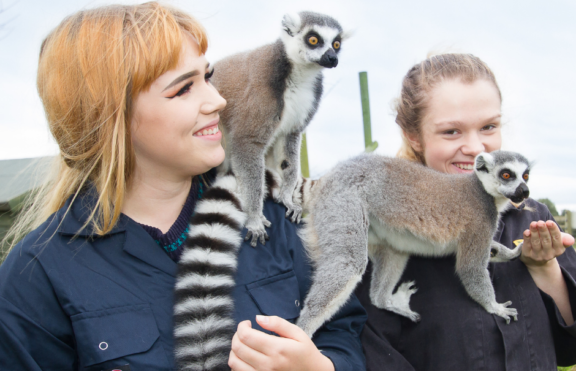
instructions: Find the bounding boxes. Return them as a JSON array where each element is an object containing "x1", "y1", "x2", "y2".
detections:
[
  {"x1": 295, "y1": 300, "x2": 300, "y2": 307},
  {"x1": 99, "y1": 342, "x2": 108, "y2": 350}
]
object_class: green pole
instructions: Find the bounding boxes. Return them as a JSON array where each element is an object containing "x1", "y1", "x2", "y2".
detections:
[
  {"x1": 300, "y1": 132, "x2": 310, "y2": 178},
  {"x1": 359, "y1": 71, "x2": 378, "y2": 152}
]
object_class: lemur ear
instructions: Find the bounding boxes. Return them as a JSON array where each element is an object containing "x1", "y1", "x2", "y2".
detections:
[
  {"x1": 282, "y1": 13, "x2": 301, "y2": 37},
  {"x1": 475, "y1": 152, "x2": 494, "y2": 173},
  {"x1": 340, "y1": 28, "x2": 355, "y2": 40}
]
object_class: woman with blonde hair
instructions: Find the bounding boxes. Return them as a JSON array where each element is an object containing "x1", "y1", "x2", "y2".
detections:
[
  {"x1": 0, "y1": 3, "x2": 366, "y2": 370},
  {"x1": 356, "y1": 53, "x2": 576, "y2": 370}
]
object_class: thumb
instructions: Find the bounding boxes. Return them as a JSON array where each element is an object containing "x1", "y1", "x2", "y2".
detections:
[
  {"x1": 255, "y1": 315, "x2": 307, "y2": 342},
  {"x1": 561, "y1": 232, "x2": 575, "y2": 247}
]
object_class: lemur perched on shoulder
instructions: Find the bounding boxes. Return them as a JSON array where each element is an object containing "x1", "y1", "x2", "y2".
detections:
[
  {"x1": 294, "y1": 151, "x2": 531, "y2": 337},
  {"x1": 211, "y1": 11, "x2": 349, "y2": 246}
]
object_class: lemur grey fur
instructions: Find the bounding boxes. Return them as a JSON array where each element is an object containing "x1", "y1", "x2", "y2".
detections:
[
  {"x1": 295, "y1": 151, "x2": 531, "y2": 337},
  {"x1": 174, "y1": 174, "x2": 246, "y2": 371},
  {"x1": 211, "y1": 11, "x2": 349, "y2": 247}
]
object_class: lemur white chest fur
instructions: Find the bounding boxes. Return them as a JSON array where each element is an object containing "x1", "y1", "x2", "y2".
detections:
[
  {"x1": 266, "y1": 65, "x2": 322, "y2": 166},
  {"x1": 295, "y1": 151, "x2": 532, "y2": 338}
]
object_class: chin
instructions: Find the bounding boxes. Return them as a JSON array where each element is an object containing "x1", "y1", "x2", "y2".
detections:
[{"x1": 203, "y1": 145, "x2": 226, "y2": 170}]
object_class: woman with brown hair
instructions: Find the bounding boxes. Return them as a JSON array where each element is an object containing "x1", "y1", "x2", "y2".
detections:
[
  {"x1": 0, "y1": 3, "x2": 366, "y2": 370},
  {"x1": 356, "y1": 53, "x2": 576, "y2": 370}
]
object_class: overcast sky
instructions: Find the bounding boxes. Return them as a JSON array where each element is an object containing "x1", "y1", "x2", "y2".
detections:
[{"x1": 0, "y1": 0, "x2": 575, "y2": 210}]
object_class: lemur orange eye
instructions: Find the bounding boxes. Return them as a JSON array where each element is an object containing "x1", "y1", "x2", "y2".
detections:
[
  {"x1": 333, "y1": 41, "x2": 341, "y2": 49},
  {"x1": 502, "y1": 173, "x2": 511, "y2": 179},
  {"x1": 309, "y1": 36, "x2": 318, "y2": 45},
  {"x1": 523, "y1": 173, "x2": 529, "y2": 181}
]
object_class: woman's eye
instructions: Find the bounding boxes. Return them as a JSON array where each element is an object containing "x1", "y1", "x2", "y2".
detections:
[
  {"x1": 171, "y1": 82, "x2": 193, "y2": 98},
  {"x1": 481, "y1": 124, "x2": 496, "y2": 131},
  {"x1": 205, "y1": 68, "x2": 214, "y2": 81},
  {"x1": 443, "y1": 130, "x2": 459, "y2": 135}
]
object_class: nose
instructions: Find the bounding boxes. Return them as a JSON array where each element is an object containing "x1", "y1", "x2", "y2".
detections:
[
  {"x1": 201, "y1": 82, "x2": 227, "y2": 114},
  {"x1": 318, "y1": 49, "x2": 338, "y2": 68},
  {"x1": 461, "y1": 132, "x2": 486, "y2": 158},
  {"x1": 512, "y1": 183, "x2": 530, "y2": 202}
]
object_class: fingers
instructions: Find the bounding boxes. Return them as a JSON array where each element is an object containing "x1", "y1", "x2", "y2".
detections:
[
  {"x1": 522, "y1": 221, "x2": 567, "y2": 263},
  {"x1": 256, "y1": 315, "x2": 308, "y2": 342},
  {"x1": 561, "y1": 232, "x2": 575, "y2": 247},
  {"x1": 233, "y1": 318, "x2": 287, "y2": 357},
  {"x1": 229, "y1": 349, "x2": 256, "y2": 371}
]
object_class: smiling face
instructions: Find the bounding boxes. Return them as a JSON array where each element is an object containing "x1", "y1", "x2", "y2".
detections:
[
  {"x1": 407, "y1": 78, "x2": 502, "y2": 175},
  {"x1": 131, "y1": 35, "x2": 226, "y2": 181}
]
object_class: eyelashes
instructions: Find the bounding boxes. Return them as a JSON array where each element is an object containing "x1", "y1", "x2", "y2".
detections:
[
  {"x1": 169, "y1": 68, "x2": 215, "y2": 99},
  {"x1": 172, "y1": 82, "x2": 193, "y2": 98},
  {"x1": 205, "y1": 67, "x2": 214, "y2": 81}
]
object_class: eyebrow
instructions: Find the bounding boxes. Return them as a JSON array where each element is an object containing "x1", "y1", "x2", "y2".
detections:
[
  {"x1": 163, "y1": 71, "x2": 199, "y2": 92},
  {"x1": 434, "y1": 114, "x2": 502, "y2": 128}
]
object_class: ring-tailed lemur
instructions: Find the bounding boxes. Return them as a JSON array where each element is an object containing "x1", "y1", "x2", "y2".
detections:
[
  {"x1": 174, "y1": 174, "x2": 246, "y2": 371},
  {"x1": 211, "y1": 11, "x2": 349, "y2": 247},
  {"x1": 295, "y1": 151, "x2": 531, "y2": 337}
]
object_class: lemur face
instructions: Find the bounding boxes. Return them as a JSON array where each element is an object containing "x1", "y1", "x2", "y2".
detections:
[
  {"x1": 281, "y1": 12, "x2": 346, "y2": 68},
  {"x1": 474, "y1": 151, "x2": 531, "y2": 203}
]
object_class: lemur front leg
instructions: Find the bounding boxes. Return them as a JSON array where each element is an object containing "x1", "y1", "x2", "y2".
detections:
[
  {"x1": 368, "y1": 241, "x2": 419, "y2": 321},
  {"x1": 280, "y1": 131, "x2": 303, "y2": 223},
  {"x1": 229, "y1": 141, "x2": 270, "y2": 247},
  {"x1": 456, "y1": 240, "x2": 518, "y2": 324},
  {"x1": 489, "y1": 240, "x2": 523, "y2": 262}
]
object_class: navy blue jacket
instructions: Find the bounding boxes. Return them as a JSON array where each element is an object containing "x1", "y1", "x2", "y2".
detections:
[
  {"x1": 357, "y1": 198, "x2": 576, "y2": 371},
  {"x1": 0, "y1": 192, "x2": 366, "y2": 370}
]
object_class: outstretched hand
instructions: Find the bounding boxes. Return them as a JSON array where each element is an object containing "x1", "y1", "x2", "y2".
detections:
[
  {"x1": 228, "y1": 316, "x2": 334, "y2": 371},
  {"x1": 520, "y1": 220, "x2": 574, "y2": 266}
]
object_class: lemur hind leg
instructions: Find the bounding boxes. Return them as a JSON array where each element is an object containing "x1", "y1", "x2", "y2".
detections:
[
  {"x1": 229, "y1": 141, "x2": 270, "y2": 247},
  {"x1": 456, "y1": 238, "x2": 518, "y2": 324},
  {"x1": 280, "y1": 131, "x2": 303, "y2": 223},
  {"x1": 369, "y1": 243, "x2": 419, "y2": 321},
  {"x1": 297, "y1": 197, "x2": 369, "y2": 338}
]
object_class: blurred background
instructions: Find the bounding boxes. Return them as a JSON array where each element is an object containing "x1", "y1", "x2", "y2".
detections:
[{"x1": 0, "y1": 0, "x2": 575, "y2": 227}]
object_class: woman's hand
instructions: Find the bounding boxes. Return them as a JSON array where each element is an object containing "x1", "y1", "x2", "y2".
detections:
[
  {"x1": 228, "y1": 316, "x2": 335, "y2": 371},
  {"x1": 520, "y1": 220, "x2": 574, "y2": 266},
  {"x1": 520, "y1": 220, "x2": 575, "y2": 325}
]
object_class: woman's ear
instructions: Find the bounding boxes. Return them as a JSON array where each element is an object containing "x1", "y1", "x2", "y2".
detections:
[{"x1": 404, "y1": 131, "x2": 423, "y2": 152}]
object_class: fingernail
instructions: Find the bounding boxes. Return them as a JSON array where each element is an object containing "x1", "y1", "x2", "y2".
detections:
[{"x1": 256, "y1": 315, "x2": 269, "y2": 324}]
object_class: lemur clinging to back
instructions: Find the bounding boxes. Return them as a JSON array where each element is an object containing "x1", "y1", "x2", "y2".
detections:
[
  {"x1": 211, "y1": 11, "x2": 349, "y2": 246},
  {"x1": 295, "y1": 151, "x2": 531, "y2": 337}
]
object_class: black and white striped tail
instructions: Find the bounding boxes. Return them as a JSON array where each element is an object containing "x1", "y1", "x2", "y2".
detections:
[{"x1": 174, "y1": 174, "x2": 246, "y2": 371}]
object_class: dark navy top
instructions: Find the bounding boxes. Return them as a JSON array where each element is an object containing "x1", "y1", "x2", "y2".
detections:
[
  {"x1": 357, "y1": 198, "x2": 576, "y2": 371},
  {"x1": 0, "y1": 190, "x2": 366, "y2": 370}
]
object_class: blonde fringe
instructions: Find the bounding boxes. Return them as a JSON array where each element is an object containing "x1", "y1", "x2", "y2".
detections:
[{"x1": 3, "y1": 2, "x2": 208, "y2": 254}]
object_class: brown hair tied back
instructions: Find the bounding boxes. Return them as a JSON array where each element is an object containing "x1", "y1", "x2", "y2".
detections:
[{"x1": 394, "y1": 53, "x2": 502, "y2": 164}]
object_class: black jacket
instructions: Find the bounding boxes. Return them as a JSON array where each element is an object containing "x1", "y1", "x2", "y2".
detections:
[
  {"x1": 357, "y1": 198, "x2": 576, "y2": 370},
  {"x1": 0, "y1": 192, "x2": 366, "y2": 370}
]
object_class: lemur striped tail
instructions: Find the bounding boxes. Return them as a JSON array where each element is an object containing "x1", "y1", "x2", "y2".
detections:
[{"x1": 174, "y1": 174, "x2": 246, "y2": 371}]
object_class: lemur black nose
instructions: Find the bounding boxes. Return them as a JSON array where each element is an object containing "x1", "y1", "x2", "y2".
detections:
[
  {"x1": 516, "y1": 183, "x2": 530, "y2": 200},
  {"x1": 319, "y1": 49, "x2": 338, "y2": 68}
]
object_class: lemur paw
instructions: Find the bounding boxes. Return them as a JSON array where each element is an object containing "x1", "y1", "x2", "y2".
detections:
[
  {"x1": 285, "y1": 204, "x2": 303, "y2": 224},
  {"x1": 376, "y1": 281, "x2": 420, "y2": 322},
  {"x1": 489, "y1": 301, "x2": 518, "y2": 324},
  {"x1": 244, "y1": 215, "x2": 270, "y2": 247}
]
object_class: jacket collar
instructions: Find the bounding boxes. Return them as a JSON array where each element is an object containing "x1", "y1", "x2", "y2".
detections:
[{"x1": 56, "y1": 188, "x2": 176, "y2": 276}]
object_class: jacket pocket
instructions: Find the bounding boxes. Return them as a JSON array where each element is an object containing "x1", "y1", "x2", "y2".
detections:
[
  {"x1": 71, "y1": 303, "x2": 165, "y2": 368},
  {"x1": 246, "y1": 270, "x2": 302, "y2": 320}
]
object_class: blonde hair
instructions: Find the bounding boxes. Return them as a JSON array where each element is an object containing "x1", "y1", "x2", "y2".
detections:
[
  {"x1": 394, "y1": 53, "x2": 501, "y2": 164},
  {"x1": 4, "y1": 2, "x2": 208, "y2": 249}
]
